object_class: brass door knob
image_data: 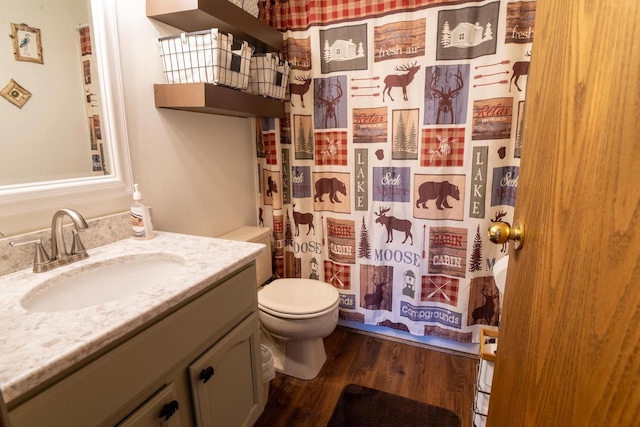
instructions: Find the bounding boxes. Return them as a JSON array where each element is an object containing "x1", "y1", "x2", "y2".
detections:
[{"x1": 488, "y1": 219, "x2": 525, "y2": 250}]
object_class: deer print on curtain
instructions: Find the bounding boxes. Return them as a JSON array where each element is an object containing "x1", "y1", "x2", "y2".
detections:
[{"x1": 257, "y1": 0, "x2": 535, "y2": 347}]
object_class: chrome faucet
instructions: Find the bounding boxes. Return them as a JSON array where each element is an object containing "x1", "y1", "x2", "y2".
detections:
[
  {"x1": 9, "y1": 208, "x2": 90, "y2": 273},
  {"x1": 50, "y1": 208, "x2": 89, "y2": 261}
]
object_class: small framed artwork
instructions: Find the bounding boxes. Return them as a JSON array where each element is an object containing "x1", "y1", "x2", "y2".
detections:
[
  {"x1": 10, "y1": 23, "x2": 43, "y2": 64},
  {"x1": 1, "y1": 79, "x2": 32, "y2": 108}
]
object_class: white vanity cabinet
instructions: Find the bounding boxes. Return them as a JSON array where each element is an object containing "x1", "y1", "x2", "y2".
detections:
[
  {"x1": 118, "y1": 384, "x2": 183, "y2": 427},
  {"x1": 189, "y1": 314, "x2": 262, "y2": 426},
  {"x1": 7, "y1": 264, "x2": 264, "y2": 427}
]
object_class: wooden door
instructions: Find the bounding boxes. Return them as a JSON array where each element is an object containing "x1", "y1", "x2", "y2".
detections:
[{"x1": 487, "y1": 0, "x2": 640, "y2": 425}]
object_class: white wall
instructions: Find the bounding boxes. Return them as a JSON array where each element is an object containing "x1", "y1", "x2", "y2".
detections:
[
  {"x1": 113, "y1": 0, "x2": 258, "y2": 238},
  {"x1": 1, "y1": 0, "x2": 259, "y2": 238}
]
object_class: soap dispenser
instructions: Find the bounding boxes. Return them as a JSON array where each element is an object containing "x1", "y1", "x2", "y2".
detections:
[{"x1": 131, "y1": 184, "x2": 154, "y2": 240}]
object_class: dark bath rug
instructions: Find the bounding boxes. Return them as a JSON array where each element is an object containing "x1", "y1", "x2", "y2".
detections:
[{"x1": 327, "y1": 384, "x2": 461, "y2": 427}]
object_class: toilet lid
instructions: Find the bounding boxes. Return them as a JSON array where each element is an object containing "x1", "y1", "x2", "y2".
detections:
[{"x1": 258, "y1": 279, "x2": 339, "y2": 315}]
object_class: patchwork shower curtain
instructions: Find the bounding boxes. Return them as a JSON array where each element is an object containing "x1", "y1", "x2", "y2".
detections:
[{"x1": 256, "y1": 0, "x2": 534, "y2": 345}]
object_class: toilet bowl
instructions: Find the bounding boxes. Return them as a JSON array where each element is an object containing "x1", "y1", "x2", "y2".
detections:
[
  {"x1": 218, "y1": 226, "x2": 340, "y2": 381},
  {"x1": 258, "y1": 278, "x2": 339, "y2": 380},
  {"x1": 493, "y1": 255, "x2": 509, "y2": 317}
]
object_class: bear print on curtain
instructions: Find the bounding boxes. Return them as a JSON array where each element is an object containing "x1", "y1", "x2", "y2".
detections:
[{"x1": 256, "y1": 0, "x2": 535, "y2": 345}]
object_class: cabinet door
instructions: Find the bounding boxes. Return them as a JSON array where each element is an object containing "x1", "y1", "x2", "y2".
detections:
[
  {"x1": 117, "y1": 383, "x2": 182, "y2": 427},
  {"x1": 189, "y1": 313, "x2": 263, "y2": 427}
]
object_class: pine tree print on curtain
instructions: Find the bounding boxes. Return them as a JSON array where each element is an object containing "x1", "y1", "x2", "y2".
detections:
[{"x1": 257, "y1": 0, "x2": 534, "y2": 347}]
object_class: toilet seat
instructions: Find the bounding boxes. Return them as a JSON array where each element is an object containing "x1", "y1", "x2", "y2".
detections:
[{"x1": 258, "y1": 278, "x2": 340, "y2": 319}]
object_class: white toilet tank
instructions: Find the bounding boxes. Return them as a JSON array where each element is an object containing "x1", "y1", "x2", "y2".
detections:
[{"x1": 219, "y1": 226, "x2": 272, "y2": 287}]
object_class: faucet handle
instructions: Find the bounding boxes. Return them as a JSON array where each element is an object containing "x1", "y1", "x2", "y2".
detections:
[
  {"x1": 9, "y1": 238, "x2": 52, "y2": 272},
  {"x1": 70, "y1": 229, "x2": 87, "y2": 255}
]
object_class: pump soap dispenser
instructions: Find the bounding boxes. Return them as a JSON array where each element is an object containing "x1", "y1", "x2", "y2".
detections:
[{"x1": 131, "y1": 184, "x2": 154, "y2": 240}]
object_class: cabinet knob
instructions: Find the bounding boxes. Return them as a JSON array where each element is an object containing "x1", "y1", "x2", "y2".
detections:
[
  {"x1": 199, "y1": 366, "x2": 215, "y2": 383},
  {"x1": 158, "y1": 400, "x2": 179, "y2": 421}
]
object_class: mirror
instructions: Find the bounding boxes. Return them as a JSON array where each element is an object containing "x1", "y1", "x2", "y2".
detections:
[{"x1": 0, "y1": 0, "x2": 132, "y2": 216}]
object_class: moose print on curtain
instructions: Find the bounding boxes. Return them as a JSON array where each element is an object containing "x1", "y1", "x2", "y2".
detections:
[{"x1": 256, "y1": 0, "x2": 535, "y2": 345}]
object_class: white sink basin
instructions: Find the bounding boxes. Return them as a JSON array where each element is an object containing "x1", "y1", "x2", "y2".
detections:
[{"x1": 21, "y1": 254, "x2": 185, "y2": 313}]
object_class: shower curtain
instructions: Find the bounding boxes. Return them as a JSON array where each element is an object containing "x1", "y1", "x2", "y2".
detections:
[{"x1": 255, "y1": 0, "x2": 534, "y2": 346}]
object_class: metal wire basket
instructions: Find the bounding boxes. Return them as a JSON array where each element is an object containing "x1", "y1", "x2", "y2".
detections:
[
  {"x1": 247, "y1": 52, "x2": 291, "y2": 99},
  {"x1": 158, "y1": 29, "x2": 254, "y2": 90}
]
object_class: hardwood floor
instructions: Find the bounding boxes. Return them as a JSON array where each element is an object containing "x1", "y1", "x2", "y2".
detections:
[{"x1": 254, "y1": 326, "x2": 478, "y2": 427}]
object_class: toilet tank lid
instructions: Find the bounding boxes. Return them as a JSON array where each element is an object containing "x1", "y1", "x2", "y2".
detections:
[
  {"x1": 258, "y1": 279, "x2": 339, "y2": 315},
  {"x1": 219, "y1": 226, "x2": 271, "y2": 243}
]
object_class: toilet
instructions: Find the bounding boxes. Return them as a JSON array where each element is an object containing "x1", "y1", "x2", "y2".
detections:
[{"x1": 220, "y1": 226, "x2": 340, "y2": 380}]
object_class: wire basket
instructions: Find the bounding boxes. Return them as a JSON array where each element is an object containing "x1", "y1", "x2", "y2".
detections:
[
  {"x1": 227, "y1": 0, "x2": 260, "y2": 17},
  {"x1": 247, "y1": 53, "x2": 291, "y2": 100},
  {"x1": 158, "y1": 29, "x2": 254, "y2": 90},
  {"x1": 243, "y1": 0, "x2": 260, "y2": 17}
]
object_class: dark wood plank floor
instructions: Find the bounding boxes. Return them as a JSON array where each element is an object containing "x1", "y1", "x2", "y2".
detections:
[{"x1": 254, "y1": 326, "x2": 478, "y2": 427}]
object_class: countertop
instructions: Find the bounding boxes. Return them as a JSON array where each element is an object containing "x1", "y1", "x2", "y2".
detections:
[{"x1": 0, "y1": 231, "x2": 264, "y2": 404}]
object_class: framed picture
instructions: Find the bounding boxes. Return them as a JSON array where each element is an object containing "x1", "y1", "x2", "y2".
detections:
[
  {"x1": 10, "y1": 23, "x2": 43, "y2": 64},
  {"x1": 1, "y1": 79, "x2": 32, "y2": 108}
]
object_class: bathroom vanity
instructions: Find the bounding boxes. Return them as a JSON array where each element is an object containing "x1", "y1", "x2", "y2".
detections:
[{"x1": 0, "y1": 232, "x2": 265, "y2": 427}]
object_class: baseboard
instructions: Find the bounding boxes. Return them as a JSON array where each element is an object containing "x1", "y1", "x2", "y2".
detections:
[{"x1": 336, "y1": 322, "x2": 479, "y2": 359}]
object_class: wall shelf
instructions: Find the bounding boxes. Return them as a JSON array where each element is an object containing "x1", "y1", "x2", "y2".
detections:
[
  {"x1": 146, "y1": 0, "x2": 283, "y2": 53},
  {"x1": 147, "y1": 0, "x2": 286, "y2": 118},
  {"x1": 154, "y1": 83, "x2": 285, "y2": 118}
]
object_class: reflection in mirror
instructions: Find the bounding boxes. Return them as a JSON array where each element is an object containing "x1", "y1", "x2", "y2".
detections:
[
  {"x1": 1, "y1": 0, "x2": 109, "y2": 185},
  {"x1": 0, "y1": 0, "x2": 132, "y2": 219}
]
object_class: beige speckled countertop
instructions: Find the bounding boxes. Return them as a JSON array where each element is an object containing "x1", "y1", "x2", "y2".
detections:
[{"x1": 0, "y1": 231, "x2": 264, "y2": 404}]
